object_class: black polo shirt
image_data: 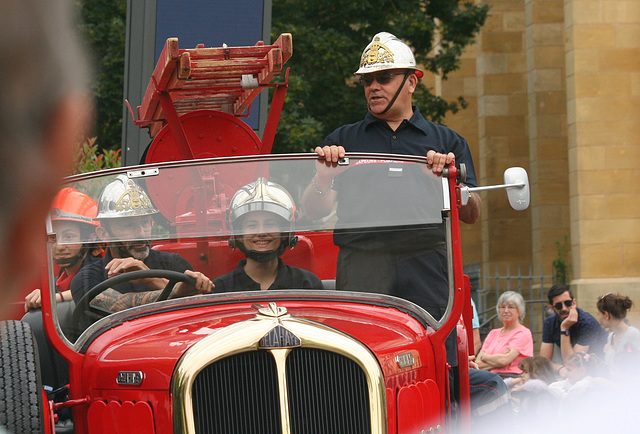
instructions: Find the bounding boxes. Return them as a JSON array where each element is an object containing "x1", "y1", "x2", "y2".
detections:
[
  {"x1": 70, "y1": 249, "x2": 192, "y2": 302},
  {"x1": 213, "y1": 259, "x2": 324, "y2": 292},
  {"x1": 323, "y1": 105, "x2": 477, "y2": 187}
]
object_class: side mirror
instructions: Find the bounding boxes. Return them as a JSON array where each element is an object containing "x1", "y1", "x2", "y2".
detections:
[
  {"x1": 504, "y1": 167, "x2": 529, "y2": 211},
  {"x1": 459, "y1": 167, "x2": 530, "y2": 211}
]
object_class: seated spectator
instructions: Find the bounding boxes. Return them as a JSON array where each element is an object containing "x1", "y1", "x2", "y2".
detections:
[
  {"x1": 548, "y1": 352, "x2": 603, "y2": 402},
  {"x1": 507, "y1": 356, "x2": 558, "y2": 430},
  {"x1": 540, "y1": 284, "x2": 608, "y2": 370},
  {"x1": 596, "y1": 293, "x2": 640, "y2": 372},
  {"x1": 477, "y1": 291, "x2": 534, "y2": 377},
  {"x1": 214, "y1": 177, "x2": 323, "y2": 292}
]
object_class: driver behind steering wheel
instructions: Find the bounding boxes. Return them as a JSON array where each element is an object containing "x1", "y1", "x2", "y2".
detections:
[{"x1": 70, "y1": 174, "x2": 213, "y2": 312}]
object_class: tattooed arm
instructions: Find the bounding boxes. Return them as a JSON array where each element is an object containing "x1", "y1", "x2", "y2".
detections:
[
  {"x1": 90, "y1": 270, "x2": 214, "y2": 312},
  {"x1": 91, "y1": 288, "x2": 162, "y2": 312}
]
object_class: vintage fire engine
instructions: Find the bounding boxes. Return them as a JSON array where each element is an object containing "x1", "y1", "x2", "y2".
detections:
[{"x1": 0, "y1": 35, "x2": 529, "y2": 433}]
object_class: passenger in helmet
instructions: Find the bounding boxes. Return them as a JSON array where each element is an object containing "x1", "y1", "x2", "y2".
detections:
[
  {"x1": 70, "y1": 175, "x2": 214, "y2": 311},
  {"x1": 24, "y1": 188, "x2": 101, "y2": 311},
  {"x1": 213, "y1": 178, "x2": 323, "y2": 292}
]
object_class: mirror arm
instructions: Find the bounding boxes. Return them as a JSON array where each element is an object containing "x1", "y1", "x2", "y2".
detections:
[{"x1": 458, "y1": 183, "x2": 526, "y2": 205}]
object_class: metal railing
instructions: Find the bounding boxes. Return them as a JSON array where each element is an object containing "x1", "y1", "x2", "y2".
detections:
[{"x1": 469, "y1": 265, "x2": 555, "y2": 351}]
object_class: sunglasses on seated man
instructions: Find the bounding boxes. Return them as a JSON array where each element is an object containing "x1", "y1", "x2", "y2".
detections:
[
  {"x1": 553, "y1": 299, "x2": 573, "y2": 311},
  {"x1": 360, "y1": 71, "x2": 409, "y2": 87}
]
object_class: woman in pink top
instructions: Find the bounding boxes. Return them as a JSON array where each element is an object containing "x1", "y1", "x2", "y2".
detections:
[{"x1": 477, "y1": 291, "x2": 534, "y2": 377}]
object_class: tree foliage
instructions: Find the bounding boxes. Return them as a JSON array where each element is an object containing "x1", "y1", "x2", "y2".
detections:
[
  {"x1": 271, "y1": 0, "x2": 489, "y2": 153},
  {"x1": 75, "y1": 0, "x2": 487, "y2": 155},
  {"x1": 77, "y1": 0, "x2": 127, "y2": 151}
]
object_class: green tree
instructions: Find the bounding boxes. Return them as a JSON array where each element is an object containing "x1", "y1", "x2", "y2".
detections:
[
  {"x1": 271, "y1": 0, "x2": 489, "y2": 153},
  {"x1": 77, "y1": 0, "x2": 127, "y2": 151}
]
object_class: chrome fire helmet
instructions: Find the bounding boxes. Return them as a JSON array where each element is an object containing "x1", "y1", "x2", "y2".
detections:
[
  {"x1": 227, "y1": 177, "x2": 298, "y2": 262},
  {"x1": 95, "y1": 174, "x2": 158, "y2": 221}
]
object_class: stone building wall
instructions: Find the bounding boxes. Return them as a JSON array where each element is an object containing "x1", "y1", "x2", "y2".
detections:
[{"x1": 426, "y1": 0, "x2": 640, "y2": 320}]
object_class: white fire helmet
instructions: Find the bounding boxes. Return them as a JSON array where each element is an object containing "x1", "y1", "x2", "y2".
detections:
[
  {"x1": 355, "y1": 32, "x2": 424, "y2": 78},
  {"x1": 227, "y1": 177, "x2": 298, "y2": 261}
]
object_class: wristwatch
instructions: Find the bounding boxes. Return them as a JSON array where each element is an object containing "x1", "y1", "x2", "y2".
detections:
[{"x1": 562, "y1": 329, "x2": 570, "y2": 336}]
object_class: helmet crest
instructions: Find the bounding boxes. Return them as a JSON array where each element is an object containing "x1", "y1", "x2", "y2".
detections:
[{"x1": 96, "y1": 175, "x2": 159, "y2": 220}]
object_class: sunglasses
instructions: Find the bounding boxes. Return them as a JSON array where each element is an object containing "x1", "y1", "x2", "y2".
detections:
[
  {"x1": 360, "y1": 71, "x2": 407, "y2": 86},
  {"x1": 553, "y1": 299, "x2": 573, "y2": 311}
]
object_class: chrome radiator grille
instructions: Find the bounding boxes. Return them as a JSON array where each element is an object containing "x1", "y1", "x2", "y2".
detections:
[{"x1": 192, "y1": 348, "x2": 370, "y2": 433}]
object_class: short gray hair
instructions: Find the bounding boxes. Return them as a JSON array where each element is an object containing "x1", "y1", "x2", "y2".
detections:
[{"x1": 496, "y1": 291, "x2": 526, "y2": 322}]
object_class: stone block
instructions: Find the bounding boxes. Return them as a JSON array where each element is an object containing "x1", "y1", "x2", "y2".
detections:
[
  {"x1": 491, "y1": 0, "x2": 526, "y2": 13},
  {"x1": 535, "y1": 91, "x2": 567, "y2": 114},
  {"x1": 575, "y1": 73, "x2": 631, "y2": 97},
  {"x1": 484, "y1": 73, "x2": 526, "y2": 94},
  {"x1": 508, "y1": 53, "x2": 528, "y2": 73},
  {"x1": 623, "y1": 245, "x2": 640, "y2": 274},
  {"x1": 504, "y1": 11, "x2": 526, "y2": 31},
  {"x1": 632, "y1": 73, "x2": 640, "y2": 96},
  {"x1": 532, "y1": 68, "x2": 564, "y2": 92},
  {"x1": 599, "y1": 49, "x2": 640, "y2": 73},
  {"x1": 532, "y1": 46, "x2": 566, "y2": 69},
  {"x1": 483, "y1": 32, "x2": 525, "y2": 54},
  {"x1": 536, "y1": 114, "x2": 566, "y2": 138},
  {"x1": 577, "y1": 245, "x2": 624, "y2": 277},
  {"x1": 485, "y1": 115, "x2": 527, "y2": 137},
  {"x1": 581, "y1": 219, "x2": 638, "y2": 246},
  {"x1": 479, "y1": 54, "x2": 509, "y2": 75},
  {"x1": 603, "y1": 1, "x2": 640, "y2": 24},
  {"x1": 532, "y1": 23, "x2": 564, "y2": 46},
  {"x1": 573, "y1": 24, "x2": 617, "y2": 49},
  {"x1": 570, "y1": 0, "x2": 603, "y2": 24},
  {"x1": 572, "y1": 49, "x2": 601, "y2": 73},
  {"x1": 617, "y1": 24, "x2": 640, "y2": 49},
  {"x1": 482, "y1": 95, "x2": 510, "y2": 116},
  {"x1": 575, "y1": 120, "x2": 640, "y2": 146},
  {"x1": 574, "y1": 144, "x2": 605, "y2": 171},
  {"x1": 604, "y1": 144, "x2": 640, "y2": 170},
  {"x1": 576, "y1": 169, "x2": 632, "y2": 195},
  {"x1": 531, "y1": 0, "x2": 565, "y2": 24},
  {"x1": 575, "y1": 97, "x2": 639, "y2": 122},
  {"x1": 535, "y1": 137, "x2": 569, "y2": 157}
]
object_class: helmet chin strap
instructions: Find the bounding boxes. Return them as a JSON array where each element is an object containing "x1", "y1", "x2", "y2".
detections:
[
  {"x1": 368, "y1": 72, "x2": 410, "y2": 115},
  {"x1": 54, "y1": 249, "x2": 87, "y2": 269},
  {"x1": 237, "y1": 242, "x2": 287, "y2": 263}
]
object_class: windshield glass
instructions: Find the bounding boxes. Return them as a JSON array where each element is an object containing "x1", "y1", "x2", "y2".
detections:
[{"x1": 47, "y1": 154, "x2": 453, "y2": 343}]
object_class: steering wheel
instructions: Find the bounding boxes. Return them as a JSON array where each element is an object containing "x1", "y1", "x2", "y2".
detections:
[{"x1": 70, "y1": 270, "x2": 196, "y2": 339}]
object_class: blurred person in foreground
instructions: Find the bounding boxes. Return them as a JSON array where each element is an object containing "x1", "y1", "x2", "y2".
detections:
[{"x1": 0, "y1": 0, "x2": 93, "y2": 319}]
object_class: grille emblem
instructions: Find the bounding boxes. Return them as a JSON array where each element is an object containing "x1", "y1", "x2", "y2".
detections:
[
  {"x1": 116, "y1": 371, "x2": 144, "y2": 386},
  {"x1": 254, "y1": 302, "x2": 288, "y2": 317},
  {"x1": 396, "y1": 352, "x2": 415, "y2": 368},
  {"x1": 259, "y1": 325, "x2": 301, "y2": 349}
]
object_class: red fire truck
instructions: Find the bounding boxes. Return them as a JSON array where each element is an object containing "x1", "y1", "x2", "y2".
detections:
[{"x1": 0, "y1": 35, "x2": 529, "y2": 433}]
